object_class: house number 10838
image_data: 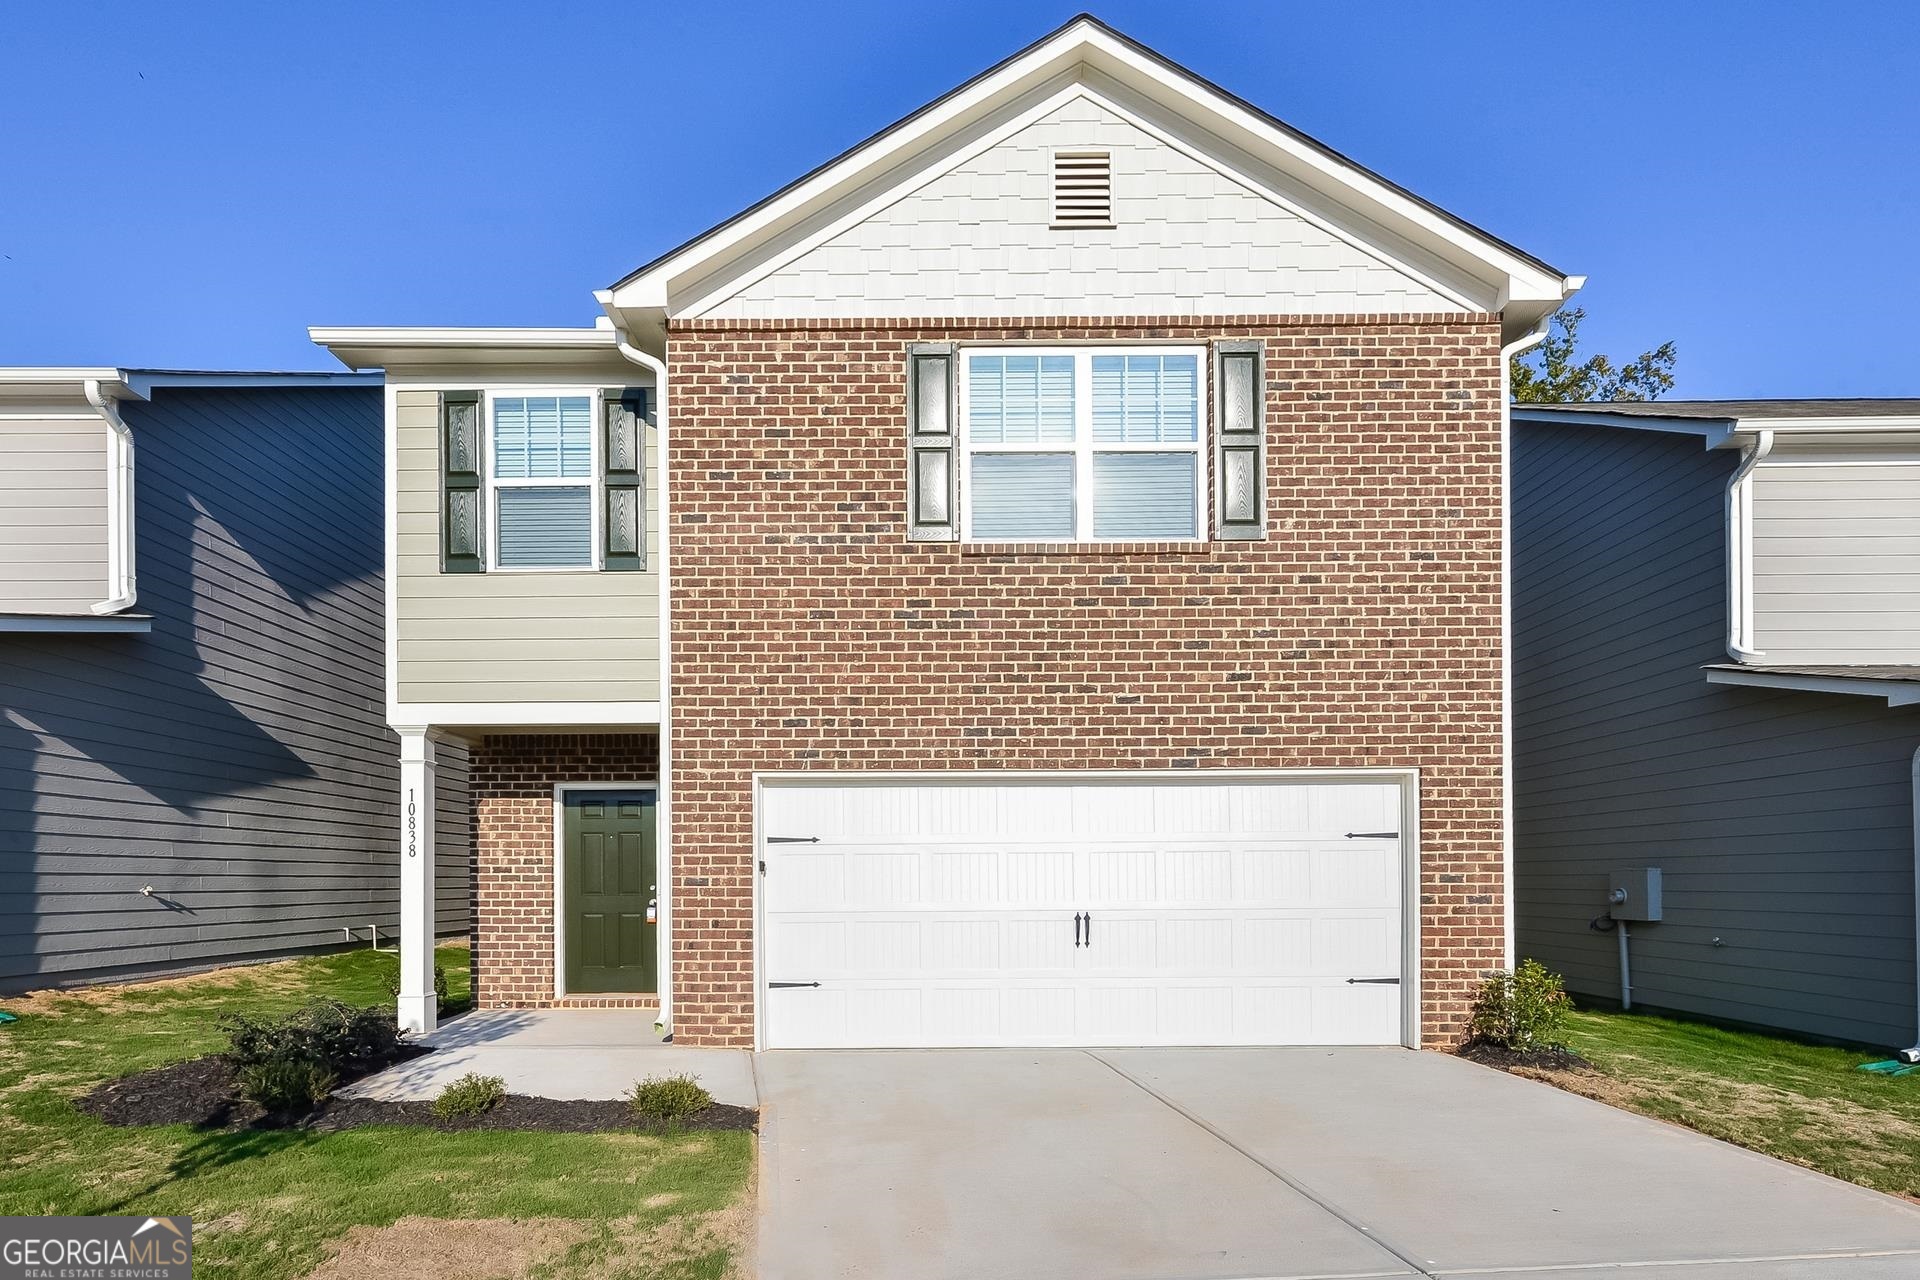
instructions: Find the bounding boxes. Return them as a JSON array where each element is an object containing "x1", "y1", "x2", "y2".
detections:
[{"x1": 406, "y1": 789, "x2": 418, "y2": 858}]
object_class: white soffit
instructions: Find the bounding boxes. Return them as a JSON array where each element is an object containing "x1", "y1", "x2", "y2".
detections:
[
  {"x1": 607, "y1": 16, "x2": 1577, "y2": 341},
  {"x1": 309, "y1": 326, "x2": 625, "y2": 373}
]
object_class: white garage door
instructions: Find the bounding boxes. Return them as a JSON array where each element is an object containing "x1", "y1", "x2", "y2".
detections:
[{"x1": 759, "y1": 776, "x2": 1408, "y2": 1049}]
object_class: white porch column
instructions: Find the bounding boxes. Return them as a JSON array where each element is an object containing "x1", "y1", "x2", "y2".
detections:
[{"x1": 397, "y1": 729, "x2": 438, "y2": 1034}]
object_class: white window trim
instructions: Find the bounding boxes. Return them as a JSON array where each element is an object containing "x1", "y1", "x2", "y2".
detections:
[
  {"x1": 484, "y1": 387, "x2": 602, "y2": 573},
  {"x1": 957, "y1": 345, "x2": 1208, "y2": 544}
]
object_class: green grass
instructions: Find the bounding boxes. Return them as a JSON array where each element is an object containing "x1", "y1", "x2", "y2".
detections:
[
  {"x1": 1557, "y1": 1006, "x2": 1920, "y2": 1199},
  {"x1": 0, "y1": 946, "x2": 751, "y2": 1279}
]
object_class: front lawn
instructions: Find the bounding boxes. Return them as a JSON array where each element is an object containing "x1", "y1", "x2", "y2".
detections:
[
  {"x1": 0, "y1": 945, "x2": 753, "y2": 1279},
  {"x1": 1539, "y1": 1007, "x2": 1920, "y2": 1200}
]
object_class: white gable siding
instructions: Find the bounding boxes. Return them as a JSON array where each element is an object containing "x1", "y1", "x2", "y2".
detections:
[
  {"x1": 698, "y1": 95, "x2": 1466, "y2": 320},
  {"x1": 1751, "y1": 460, "x2": 1920, "y2": 664}
]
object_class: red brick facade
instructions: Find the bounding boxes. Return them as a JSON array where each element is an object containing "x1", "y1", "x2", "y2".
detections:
[
  {"x1": 468, "y1": 733, "x2": 660, "y2": 1009},
  {"x1": 664, "y1": 314, "x2": 1507, "y2": 1048}
]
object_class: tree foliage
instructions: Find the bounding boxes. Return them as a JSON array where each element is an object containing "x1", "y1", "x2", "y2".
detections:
[{"x1": 1510, "y1": 306, "x2": 1677, "y2": 403}]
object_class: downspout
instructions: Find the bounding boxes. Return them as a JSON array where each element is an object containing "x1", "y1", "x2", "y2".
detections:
[
  {"x1": 84, "y1": 379, "x2": 136, "y2": 614},
  {"x1": 1724, "y1": 428, "x2": 1774, "y2": 662},
  {"x1": 1906, "y1": 745, "x2": 1920, "y2": 1063},
  {"x1": 1499, "y1": 315, "x2": 1554, "y2": 970},
  {"x1": 610, "y1": 326, "x2": 673, "y2": 1039}
]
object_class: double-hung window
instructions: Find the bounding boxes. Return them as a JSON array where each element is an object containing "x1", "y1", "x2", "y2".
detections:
[
  {"x1": 488, "y1": 392, "x2": 598, "y2": 570},
  {"x1": 959, "y1": 348, "x2": 1205, "y2": 542}
]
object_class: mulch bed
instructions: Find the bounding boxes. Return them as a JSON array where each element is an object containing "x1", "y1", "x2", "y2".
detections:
[
  {"x1": 1456, "y1": 1040, "x2": 1596, "y2": 1073},
  {"x1": 75, "y1": 1054, "x2": 756, "y2": 1135}
]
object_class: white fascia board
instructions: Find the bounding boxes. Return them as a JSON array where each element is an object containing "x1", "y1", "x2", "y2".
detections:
[
  {"x1": 0, "y1": 368, "x2": 141, "y2": 403},
  {"x1": 388, "y1": 701, "x2": 664, "y2": 732},
  {"x1": 1706, "y1": 668, "x2": 1920, "y2": 708},
  {"x1": 1729, "y1": 416, "x2": 1920, "y2": 434},
  {"x1": 611, "y1": 18, "x2": 1577, "y2": 326},
  {"x1": 311, "y1": 326, "x2": 619, "y2": 372}
]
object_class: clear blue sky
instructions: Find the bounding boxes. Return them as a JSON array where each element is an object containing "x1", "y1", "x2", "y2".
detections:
[{"x1": 2, "y1": 2, "x2": 1914, "y2": 397}]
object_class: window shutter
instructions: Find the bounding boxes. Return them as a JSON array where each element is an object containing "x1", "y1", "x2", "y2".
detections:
[
  {"x1": 906, "y1": 343, "x2": 958, "y2": 542},
  {"x1": 1213, "y1": 342, "x2": 1265, "y2": 540},
  {"x1": 603, "y1": 388, "x2": 647, "y2": 572},
  {"x1": 439, "y1": 391, "x2": 485, "y2": 573}
]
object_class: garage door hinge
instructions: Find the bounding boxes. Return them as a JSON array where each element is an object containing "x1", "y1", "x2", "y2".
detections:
[
  {"x1": 767, "y1": 835, "x2": 819, "y2": 843},
  {"x1": 768, "y1": 981, "x2": 820, "y2": 989},
  {"x1": 1344, "y1": 831, "x2": 1399, "y2": 839},
  {"x1": 1346, "y1": 977, "x2": 1401, "y2": 985}
]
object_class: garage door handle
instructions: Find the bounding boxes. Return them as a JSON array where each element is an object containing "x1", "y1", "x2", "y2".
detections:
[
  {"x1": 769, "y1": 981, "x2": 820, "y2": 989},
  {"x1": 1073, "y1": 912, "x2": 1084, "y2": 947},
  {"x1": 1346, "y1": 977, "x2": 1400, "y2": 985},
  {"x1": 1084, "y1": 912, "x2": 1091, "y2": 947}
]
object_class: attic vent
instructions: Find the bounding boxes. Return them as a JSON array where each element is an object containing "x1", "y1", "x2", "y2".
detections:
[{"x1": 1051, "y1": 150, "x2": 1113, "y2": 228}]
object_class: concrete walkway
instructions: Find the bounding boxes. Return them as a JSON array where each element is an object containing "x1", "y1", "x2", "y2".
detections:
[
  {"x1": 340, "y1": 1009, "x2": 757, "y2": 1107},
  {"x1": 757, "y1": 1046, "x2": 1920, "y2": 1279}
]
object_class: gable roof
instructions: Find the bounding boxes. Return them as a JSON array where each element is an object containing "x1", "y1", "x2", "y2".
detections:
[{"x1": 603, "y1": 14, "x2": 1578, "y2": 342}]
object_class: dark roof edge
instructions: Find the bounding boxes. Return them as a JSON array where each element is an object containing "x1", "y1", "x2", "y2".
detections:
[{"x1": 128, "y1": 370, "x2": 386, "y2": 390}]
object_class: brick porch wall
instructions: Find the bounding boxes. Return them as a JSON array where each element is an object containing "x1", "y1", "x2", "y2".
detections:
[
  {"x1": 468, "y1": 732, "x2": 660, "y2": 1008},
  {"x1": 667, "y1": 314, "x2": 1507, "y2": 1048}
]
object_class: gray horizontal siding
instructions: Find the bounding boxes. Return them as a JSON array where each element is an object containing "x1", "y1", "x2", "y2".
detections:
[
  {"x1": 0, "y1": 386, "x2": 471, "y2": 991},
  {"x1": 1513, "y1": 420, "x2": 1920, "y2": 1048}
]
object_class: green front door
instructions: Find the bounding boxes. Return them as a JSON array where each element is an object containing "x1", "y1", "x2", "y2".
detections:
[{"x1": 564, "y1": 789, "x2": 657, "y2": 994}]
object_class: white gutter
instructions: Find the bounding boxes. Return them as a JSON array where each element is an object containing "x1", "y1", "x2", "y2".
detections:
[
  {"x1": 83, "y1": 379, "x2": 136, "y2": 614},
  {"x1": 607, "y1": 320, "x2": 674, "y2": 1039},
  {"x1": 1500, "y1": 314, "x2": 1554, "y2": 969},
  {"x1": 1724, "y1": 428, "x2": 1774, "y2": 662}
]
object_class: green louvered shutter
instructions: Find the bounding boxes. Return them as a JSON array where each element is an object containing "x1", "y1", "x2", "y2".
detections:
[
  {"x1": 603, "y1": 388, "x2": 647, "y2": 571},
  {"x1": 1213, "y1": 342, "x2": 1265, "y2": 541},
  {"x1": 906, "y1": 344, "x2": 958, "y2": 542},
  {"x1": 439, "y1": 390, "x2": 485, "y2": 572}
]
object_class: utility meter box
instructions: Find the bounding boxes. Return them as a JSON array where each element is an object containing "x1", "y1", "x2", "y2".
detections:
[{"x1": 1609, "y1": 867, "x2": 1663, "y2": 922}]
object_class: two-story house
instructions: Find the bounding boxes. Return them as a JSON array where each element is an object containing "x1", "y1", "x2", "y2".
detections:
[
  {"x1": 0, "y1": 368, "x2": 470, "y2": 989},
  {"x1": 318, "y1": 15, "x2": 1581, "y2": 1048},
  {"x1": 1514, "y1": 400, "x2": 1920, "y2": 1051}
]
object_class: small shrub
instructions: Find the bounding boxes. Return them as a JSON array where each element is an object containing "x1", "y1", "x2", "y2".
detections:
[
  {"x1": 221, "y1": 998, "x2": 402, "y2": 1078},
  {"x1": 1469, "y1": 958, "x2": 1572, "y2": 1053},
  {"x1": 235, "y1": 1058, "x2": 335, "y2": 1112},
  {"x1": 627, "y1": 1073, "x2": 712, "y2": 1125},
  {"x1": 431, "y1": 1072, "x2": 506, "y2": 1119}
]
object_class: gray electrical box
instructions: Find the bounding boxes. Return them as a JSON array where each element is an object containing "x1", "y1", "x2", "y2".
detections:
[{"x1": 1608, "y1": 867, "x2": 1663, "y2": 922}]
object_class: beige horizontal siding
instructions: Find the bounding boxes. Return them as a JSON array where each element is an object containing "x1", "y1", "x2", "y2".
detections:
[
  {"x1": 1752, "y1": 463, "x2": 1920, "y2": 663},
  {"x1": 0, "y1": 420, "x2": 107, "y2": 613},
  {"x1": 392, "y1": 388, "x2": 660, "y2": 706}
]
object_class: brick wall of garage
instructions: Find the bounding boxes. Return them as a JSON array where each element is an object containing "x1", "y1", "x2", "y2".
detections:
[
  {"x1": 468, "y1": 732, "x2": 660, "y2": 1009},
  {"x1": 666, "y1": 314, "x2": 1506, "y2": 1048}
]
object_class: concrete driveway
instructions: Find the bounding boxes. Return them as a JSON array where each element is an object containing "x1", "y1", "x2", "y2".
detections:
[{"x1": 756, "y1": 1047, "x2": 1920, "y2": 1279}]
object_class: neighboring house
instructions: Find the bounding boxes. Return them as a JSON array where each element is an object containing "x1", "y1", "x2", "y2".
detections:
[
  {"x1": 1513, "y1": 400, "x2": 1920, "y2": 1050},
  {"x1": 315, "y1": 15, "x2": 1582, "y2": 1049},
  {"x1": 0, "y1": 369, "x2": 470, "y2": 990}
]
